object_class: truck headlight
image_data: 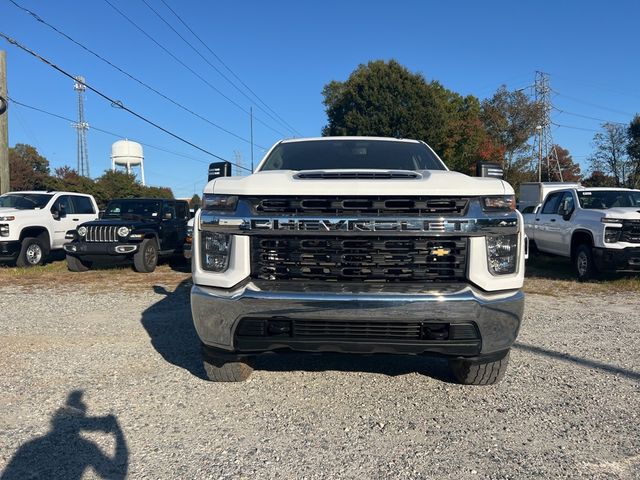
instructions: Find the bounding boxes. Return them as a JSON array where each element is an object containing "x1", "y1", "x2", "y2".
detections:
[
  {"x1": 201, "y1": 231, "x2": 232, "y2": 272},
  {"x1": 604, "y1": 227, "x2": 621, "y2": 243},
  {"x1": 482, "y1": 195, "x2": 516, "y2": 211},
  {"x1": 0, "y1": 224, "x2": 9, "y2": 237},
  {"x1": 0, "y1": 216, "x2": 15, "y2": 221},
  {"x1": 77, "y1": 226, "x2": 87, "y2": 237},
  {"x1": 202, "y1": 194, "x2": 238, "y2": 211},
  {"x1": 117, "y1": 226, "x2": 131, "y2": 237},
  {"x1": 486, "y1": 235, "x2": 518, "y2": 275}
]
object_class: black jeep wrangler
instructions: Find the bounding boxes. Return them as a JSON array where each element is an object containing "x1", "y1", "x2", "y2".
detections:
[{"x1": 64, "y1": 198, "x2": 190, "y2": 273}]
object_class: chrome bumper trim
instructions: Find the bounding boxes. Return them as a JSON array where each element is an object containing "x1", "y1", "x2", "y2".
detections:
[{"x1": 191, "y1": 282, "x2": 524, "y2": 355}]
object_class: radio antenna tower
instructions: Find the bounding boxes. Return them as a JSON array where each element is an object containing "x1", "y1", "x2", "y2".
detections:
[
  {"x1": 73, "y1": 75, "x2": 90, "y2": 177},
  {"x1": 531, "y1": 71, "x2": 562, "y2": 182},
  {"x1": 233, "y1": 150, "x2": 244, "y2": 176}
]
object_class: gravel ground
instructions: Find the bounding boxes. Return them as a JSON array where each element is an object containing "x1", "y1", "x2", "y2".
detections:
[{"x1": 0, "y1": 279, "x2": 638, "y2": 479}]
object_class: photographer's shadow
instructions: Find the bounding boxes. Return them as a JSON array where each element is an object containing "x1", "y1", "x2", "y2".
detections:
[{"x1": 1, "y1": 390, "x2": 128, "y2": 480}]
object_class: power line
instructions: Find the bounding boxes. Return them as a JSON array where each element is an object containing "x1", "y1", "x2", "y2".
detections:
[
  {"x1": 140, "y1": 0, "x2": 300, "y2": 137},
  {"x1": 552, "y1": 106, "x2": 626, "y2": 125},
  {"x1": 552, "y1": 90, "x2": 636, "y2": 117},
  {"x1": 156, "y1": 0, "x2": 302, "y2": 137},
  {"x1": 7, "y1": 0, "x2": 264, "y2": 148},
  {"x1": 103, "y1": 0, "x2": 288, "y2": 138},
  {"x1": 10, "y1": 97, "x2": 210, "y2": 165},
  {"x1": 0, "y1": 31, "x2": 252, "y2": 172},
  {"x1": 552, "y1": 122, "x2": 600, "y2": 133}
]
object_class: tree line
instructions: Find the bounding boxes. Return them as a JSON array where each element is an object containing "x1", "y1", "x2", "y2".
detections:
[
  {"x1": 7, "y1": 143, "x2": 174, "y2": 208},
  {"x1": 322, "y1": 60, "x2": 640, "y2": 190}
]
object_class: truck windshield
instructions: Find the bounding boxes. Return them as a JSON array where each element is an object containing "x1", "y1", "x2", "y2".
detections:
[
  {"x1": 259, "y1": 139, "x2": 445, "y2": 171},
  {"x1": 577, "y1": 190, "x2": 640, "y2": 209},
  {"x1": 0, "y1": 193, "x2": 52, "y2": 209},
  {"x1": 103, "y1": 200, "x2": 162, "y2": 219}
]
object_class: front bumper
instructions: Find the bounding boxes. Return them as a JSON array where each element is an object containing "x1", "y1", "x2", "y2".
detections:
[
  {"x1": 64, "y1": 242, "x2": 139, "y2": 256},
  {"x1": 594, "y1": 247, "x2": 640, "y2": 272},
  {"x1": 0, "y1": 240, "x2": 21, "y2": 261},
  {"x1": 191, "y1": 281, "x2": 524, "y2": 357}
]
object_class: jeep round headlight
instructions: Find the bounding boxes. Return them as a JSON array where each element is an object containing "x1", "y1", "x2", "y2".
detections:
[
  {"x1": 77, "y1": 226, "x2": 87, "y2": 237},
  {"x1": 117, "y1": 226, "x2": 131, "y2": 237}
]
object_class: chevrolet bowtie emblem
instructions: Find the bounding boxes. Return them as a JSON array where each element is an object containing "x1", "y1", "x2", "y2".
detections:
[{"x1": 431, "y1": 248, "x2": 451, "y2": 257}]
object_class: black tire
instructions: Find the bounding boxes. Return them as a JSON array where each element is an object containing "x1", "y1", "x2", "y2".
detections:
[
  {"x1": 574, "y1": 244, "x2": 598, "y2": 282},
  {"x1": 527, "y1": 239, "x2": 540, "y2": 259},
  {"x1": 66, "y1": 254, "x2": 91, "y2": 272},
  {"x1": 133, "y1": 238, "x2": 158, "y2": 273},
  {"x1": 449, "y1": 350, "x2": 510, "y2": 386},
  {"x1": 16, "y1": 237, "x2": 47, "y2": 267},
  {"x1": 202, "y1": 353, "x2": 254, "y2": 382}
]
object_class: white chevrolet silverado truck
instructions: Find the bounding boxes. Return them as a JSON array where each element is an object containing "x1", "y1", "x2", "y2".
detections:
[
  {"x1": 191, "y1": 137, "x2": 525, "y2": 384},
  {"x1": 525, "y1": 186, "x2": 640, "y2": 280},
  {"x1": 0, "y1": 191, "x2": 99, "y2": 266}
]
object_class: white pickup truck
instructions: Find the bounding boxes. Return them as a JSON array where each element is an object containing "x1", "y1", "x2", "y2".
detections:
[
  {"x1": 190, "y1": 136, "x2": 526, "y2": 384},
  {"x1": 0, "y1": 191, "x2": 99, "y2": 266},
  {"x1": 525, "y1": 187, "x2": 640, "y2": 280}
]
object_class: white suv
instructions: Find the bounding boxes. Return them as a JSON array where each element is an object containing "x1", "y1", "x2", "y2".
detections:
[{"x1": 0, "y1": 191, "x2": 99, "y2": 267}]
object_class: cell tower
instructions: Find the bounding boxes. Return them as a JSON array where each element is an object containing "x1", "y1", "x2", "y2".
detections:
[
  {"x1": 73, "y1": 75, "x2": 90, "y2": 177},
  {"x1": 531, "y1": 71, "x2": 562, "y2": 182},
  {"x1": 233, "y1": 150, "x2": 244, "y2": 176}
]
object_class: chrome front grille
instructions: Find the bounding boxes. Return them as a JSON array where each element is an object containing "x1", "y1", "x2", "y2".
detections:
[
  {"x1": 621, "y1": 220, "x2": 640, "y2": 243},
  {"x1": 248, "y1": 196, "x2": 470, "y2": 216},
  {"x1": 251, "y1": 236, "x2": 467, "y2": 283},
  {"x1": 85, "y1": 225, "x2": 119, "y2": 243}
]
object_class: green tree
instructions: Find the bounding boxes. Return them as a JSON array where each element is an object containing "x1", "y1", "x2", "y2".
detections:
[
  {"x1": 627, "y1": 114, "x2": 640, "y2": 188},
  {"x1": 582, "y1": 170, "x2": 617, "y2": 187},
  {"x1": 142, "y1": 185, "x2": 174, "y2": 199},
  {"x1": 589, "y1": 123, "x2": 630, "y2": 187},
  {"x1": 8, "y1": 143, "x2": 51, "y2": 190},
  {"x1": 47, "y1": 166, "x2": 98, "y2": 196},
  {"x1": 190, "y1": 193, "x2": 201, "y2": 208},
  {"x1": 480, "y1": 86, "x2": 541, "y2": 186},
  {"x1": 321, "y1": 60, "x2": 489, "y2": 173},
  {"x1": 93, "y1": 170, "x2": 143, "y2": 207}
]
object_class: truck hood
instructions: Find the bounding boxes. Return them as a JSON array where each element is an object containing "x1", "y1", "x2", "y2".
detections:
[
  {"x1": 0, "y1": 208, "x2": 25, "y2": 217},
  {"x1": 81, "y1": 219, "x2": 159, "y2": 228},
  {"x1": 205, "y1": 170, "x2": 511, "y2": 196},
  {"x1": 599, "y1": 207, "x2": 640, "y2": 219}
]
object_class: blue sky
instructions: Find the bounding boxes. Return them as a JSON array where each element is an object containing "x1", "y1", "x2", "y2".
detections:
[{"x1": 2, "y1": 0, "x2": 639, "y2": 198}]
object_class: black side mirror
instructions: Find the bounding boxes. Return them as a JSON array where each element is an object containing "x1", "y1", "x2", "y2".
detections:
[{"x1": 208, "y1": 161, "x2": 232, "y2": 181}]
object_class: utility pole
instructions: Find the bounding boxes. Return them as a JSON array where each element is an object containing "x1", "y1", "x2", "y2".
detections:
[
  {"x1": 0, "y1": 50, "x2": 9, "y2": 194},
  {"x1": 250, "y1": 107, "x2": 254, "y2": 173}
]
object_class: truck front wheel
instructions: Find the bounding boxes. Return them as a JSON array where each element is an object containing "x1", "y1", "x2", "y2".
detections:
[
  {"x1": 16, "y1": 237, "x2": 47, "y2": 267},
  {"x1": 202, "y1": 352, "x2": 254, "y2": 382},
  {"x1": 448, "y1": 350, "x2": 510, "y2": 385},
  {"x1": 575, "y1": 244, "x2": 598, "y2": 282}
]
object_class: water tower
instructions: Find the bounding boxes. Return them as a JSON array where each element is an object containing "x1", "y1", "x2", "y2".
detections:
[{"x1": 111, "y1": 140, "x2": 145, "y2": 185}]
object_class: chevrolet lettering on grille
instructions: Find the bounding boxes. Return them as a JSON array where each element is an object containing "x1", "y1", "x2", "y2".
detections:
[{"x1": 250, "y1": 218, "x2": 468, "y2": 232}]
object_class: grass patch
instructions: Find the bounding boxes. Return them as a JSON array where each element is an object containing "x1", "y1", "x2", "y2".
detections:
[{"x1": 0, "y1": 258, "x2": 191, "y2": 292}]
